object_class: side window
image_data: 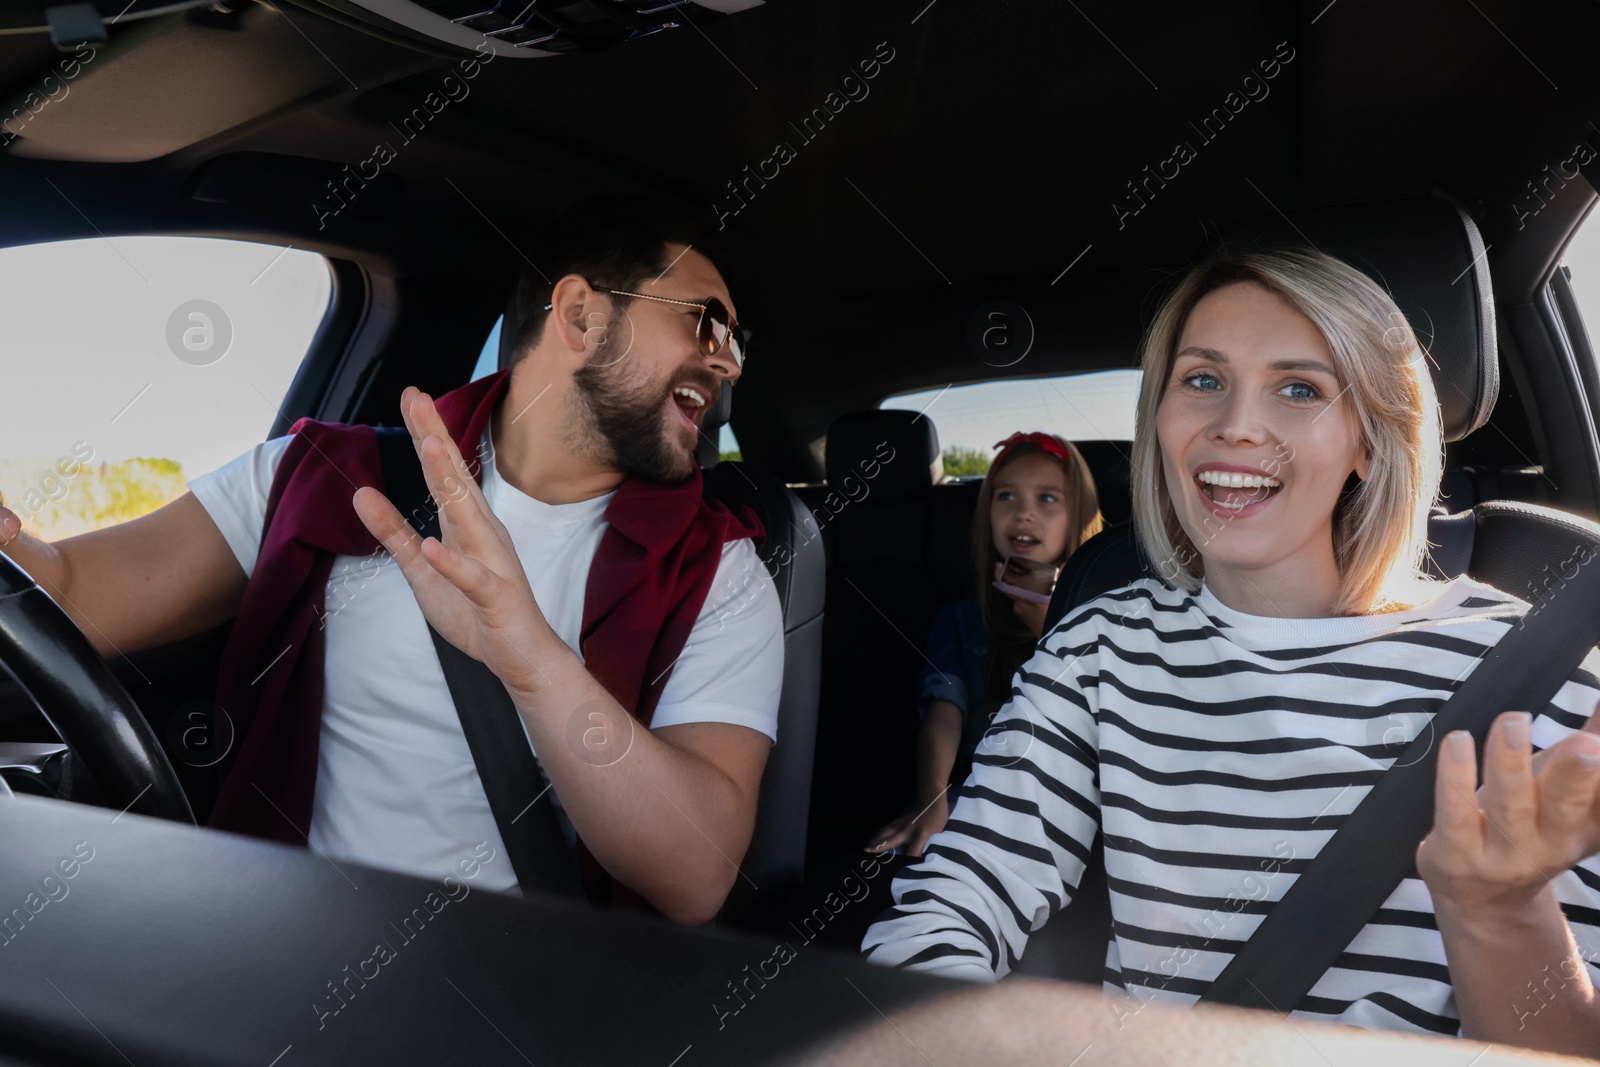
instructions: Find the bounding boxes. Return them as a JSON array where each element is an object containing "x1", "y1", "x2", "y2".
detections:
[
  {"x1": 0, "y1": 236, "x2": 330, "y2": 538},
  {"x1": 717, "y1": 425, "x2": 742, "y2": 463},
  {"x1": 880, "y1": 370, "x2": 1142, "y2": 475},
  {"x1": 470, "y1": 315, "x2": 504, "y2": 381},
  {"x1": 1563, "y1": 213, "x2": 1600, "y2": 338}
]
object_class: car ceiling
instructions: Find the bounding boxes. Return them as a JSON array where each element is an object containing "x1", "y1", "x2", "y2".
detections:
[{"x1": 1, "y1": 0, "x2": 1597, "y2": 479}]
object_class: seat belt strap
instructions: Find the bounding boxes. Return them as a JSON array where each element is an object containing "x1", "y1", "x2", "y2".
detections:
[
  {"x1": 1200, "y1": 558, "x2": 1600, "y2": 1011},
  {"x1": 374, "y1": 426, "x2": 585, "y2": 901}
]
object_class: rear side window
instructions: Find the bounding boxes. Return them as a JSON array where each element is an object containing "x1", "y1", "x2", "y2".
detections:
[
  {"x1": 881, "y1": 370, "x2": 1141, "y2": 475},
  {"x1": 0, "y1": 236, "x2": 330, "y2": 538},
  {"x1": 1563, "y1": 211, "x2": 1600, "y2": 339}
]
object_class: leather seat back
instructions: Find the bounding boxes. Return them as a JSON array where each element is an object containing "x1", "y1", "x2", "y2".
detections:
[
  {"x1": 698, "y1": 398, "x2": 827, "y2": 928},
  {"x1": 803, "y1": 409, "x2": 960, "y2": 865},
  {"x1": 803, "y1": 412, "x2": 1134, "y2": 869},
  {"x1": 701, "y1": 459, "x2": 826, "y2": 925}
]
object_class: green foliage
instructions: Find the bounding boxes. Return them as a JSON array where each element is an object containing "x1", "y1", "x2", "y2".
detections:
[
  {"x1": 718, "y1": 450, "x2": 743, "y2": 464},
  {"x1": 941, "y1": 445, "x2": 991, "y2": 478}
]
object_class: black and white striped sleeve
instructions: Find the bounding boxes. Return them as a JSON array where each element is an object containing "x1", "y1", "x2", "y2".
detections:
[{"x1": 861, "y1": 605, "x2": 1110, "y2": 982}]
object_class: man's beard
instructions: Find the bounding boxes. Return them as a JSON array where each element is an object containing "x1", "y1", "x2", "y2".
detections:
[{"x1": 570, "y1": 353, "x2": 701, "y2": 485}]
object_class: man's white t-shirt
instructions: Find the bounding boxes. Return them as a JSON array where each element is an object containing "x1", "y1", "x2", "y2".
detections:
[{"x1": 189, "y1": 423, "x2": 783, "y2": 892}]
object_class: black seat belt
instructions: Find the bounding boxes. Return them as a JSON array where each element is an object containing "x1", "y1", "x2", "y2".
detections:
[
  {"x1": 373, "y1": 426, "x2": 585, "y2": 901},
  {"x1": 1200, "y1": 556, "x2": 1600, "y2": 1011}
]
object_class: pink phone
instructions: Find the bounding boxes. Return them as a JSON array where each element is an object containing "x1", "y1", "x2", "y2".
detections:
[{"x1": 992, "y1": 577, "x2": 1053, "y2": 605}]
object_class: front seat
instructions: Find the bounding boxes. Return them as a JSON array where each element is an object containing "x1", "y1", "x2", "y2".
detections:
[
  {"x1": 1009, "y1": 195, "x2": 1600, "y2": 983},
  {"x1": 697, "y1": 385, "x2": 827, "y2": 928}
]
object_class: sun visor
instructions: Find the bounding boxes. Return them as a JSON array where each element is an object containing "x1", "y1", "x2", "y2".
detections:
[{"x1": 1, "y1": 4, "x2": 363, "y2": 163}]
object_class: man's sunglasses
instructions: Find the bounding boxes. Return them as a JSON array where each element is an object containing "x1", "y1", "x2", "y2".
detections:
[{"x1": 544, "y1": 285, "x2": 746, "y2": 368}]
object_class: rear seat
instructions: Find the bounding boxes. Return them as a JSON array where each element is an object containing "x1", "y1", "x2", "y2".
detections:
[
  {"x1": 798, "y1": 409, "x2": 1134, "y2": 869},
  {"x1": 796, "y1": 410, "x2": 958, "y2": 868},
  {"x1": 1072, "y1": 439, "x2": 1133, "y2": 527}
]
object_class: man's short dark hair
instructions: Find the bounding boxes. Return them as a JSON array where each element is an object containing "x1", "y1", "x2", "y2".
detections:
[{"x1": 504, "y1": 195, "x2": 731, "y2": 364}]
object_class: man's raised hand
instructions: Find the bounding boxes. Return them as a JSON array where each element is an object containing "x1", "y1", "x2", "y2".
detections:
[{"x1": 351, "y1": 386, "x2": 553, "y2": 696}]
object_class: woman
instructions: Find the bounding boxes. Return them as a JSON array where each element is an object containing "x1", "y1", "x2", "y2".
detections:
[
  {"x1": 866, "y1": 431, "x2": 1103, "y2": 857},
  {"x1": 860, "y1": 247, "x2": 1600, "y2": 1056}
]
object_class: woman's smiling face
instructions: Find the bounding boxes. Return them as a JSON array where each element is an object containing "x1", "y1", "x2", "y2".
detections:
[{"x1": 1155, "y1": 281, "x2": 1371, "y2": 615}]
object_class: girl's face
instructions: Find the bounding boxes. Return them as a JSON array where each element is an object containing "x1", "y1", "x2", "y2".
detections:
[
  {"x1": 989, "y1": 451, "x2": 1074, "y2": 566},
  {"x1": 1155, "y1": 282, "x2": 1370, "y2": 611}
]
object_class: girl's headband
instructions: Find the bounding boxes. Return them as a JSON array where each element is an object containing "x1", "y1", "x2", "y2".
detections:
[{"x1": 992, "y1": 431, "x2": 1074, "y2": 471}]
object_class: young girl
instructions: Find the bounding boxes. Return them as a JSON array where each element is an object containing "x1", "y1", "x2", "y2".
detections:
[
  {"x1": 861, "y1": 248, "x2": 1600, "y2": 1056},
  {"x1": 865, "y1": 431, "x2": 1103, "y2": 857}
]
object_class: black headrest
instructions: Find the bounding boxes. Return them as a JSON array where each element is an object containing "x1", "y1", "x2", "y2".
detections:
[
  {"x1": 1217, "y1": 196, "x2": 1498, "y2": 443},
  {"x1": 826, "y1": 409, "x2": 943, "y2": 502}
]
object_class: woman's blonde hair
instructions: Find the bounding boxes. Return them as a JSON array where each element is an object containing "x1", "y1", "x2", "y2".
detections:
[
  {"x1": 1129, "y1": 247, "x2": 1443, "y2": 615},
  {"x1": 973, "y1": 435, "x2": 1104, "y2": 703}
]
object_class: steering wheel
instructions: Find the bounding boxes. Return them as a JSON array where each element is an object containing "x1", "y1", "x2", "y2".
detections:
[{"x1": 0, "y1": 552, "x2": 194, "y2": 824}]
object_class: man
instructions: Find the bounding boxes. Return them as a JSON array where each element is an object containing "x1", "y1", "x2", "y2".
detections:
[{"x1": 0, "y1": 197, "x2": 783, "y2": 924}]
